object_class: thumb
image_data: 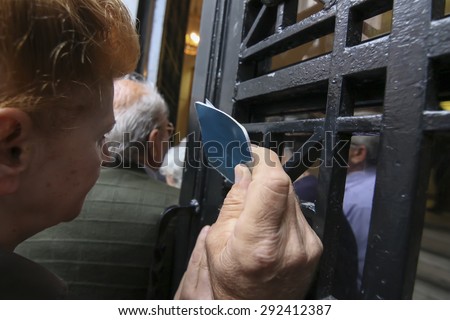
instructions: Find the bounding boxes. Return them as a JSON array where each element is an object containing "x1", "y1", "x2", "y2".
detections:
[
  {"x1": 174, "y1": 225, "x2": 213, "y2": 299},
  {"x1": 206, "y1": 165, "x2": 252, "y2": 254},
  {"x1": 217, "y1": 164, "x2": 251, "y2": 223}
]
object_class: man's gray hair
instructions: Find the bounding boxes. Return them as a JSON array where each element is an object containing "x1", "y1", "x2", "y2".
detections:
[
  {"x1": 106, "y1": 77, "x2": 169, "y2": 165},
  {"x1": 351, "y1": 135, "x2": 379, "y2": 166}
]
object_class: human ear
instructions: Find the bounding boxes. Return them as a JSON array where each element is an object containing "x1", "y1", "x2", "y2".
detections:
[
  {"x1": 146, "y1": 128, "x2": 161, "y2": 167},
  {"x1": 0, "y1": 108, "x2": 33, "y2": 195},
  {"x1": 148, "y1": 128, "x2": 159, "y2": 144},
  {"x1": 349, "y1": 145, "x2": 367, "y2": 165}
]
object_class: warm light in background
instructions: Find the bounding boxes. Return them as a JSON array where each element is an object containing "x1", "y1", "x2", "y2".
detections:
[
  {"x1": 441, "y1": 101, "x2": 450, "y2": 111},
  {"x1": 185, "y1": 32, "x2": 200, "y2": 56},
  {"x1": 189, "y1": 32, "x2": 200, "y2": 46}
]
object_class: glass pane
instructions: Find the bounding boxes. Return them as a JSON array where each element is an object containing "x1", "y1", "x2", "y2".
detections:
[
  {"x1": 270, "y1": 34, "x2": 334, "y2": 70},
  {"x1": 361, "y1": 10, "x2": 393, "y2": 42},
  {"x1": 297, "y1": 0, "x2": 324, "y2": 22}
]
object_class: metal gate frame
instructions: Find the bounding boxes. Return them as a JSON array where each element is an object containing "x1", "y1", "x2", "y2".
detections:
[{"x1": 175, "y1": 0, "x2": 450, "y2": 299}]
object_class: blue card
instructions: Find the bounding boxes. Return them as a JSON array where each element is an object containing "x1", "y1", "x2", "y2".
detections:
[{"x1": 195, "y1": 100, "x2": 253, "y2": 183}]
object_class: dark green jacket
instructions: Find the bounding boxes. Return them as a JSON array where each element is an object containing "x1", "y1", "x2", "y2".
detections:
[{"x1": 15, "y1": 167, "x2": 179, "y2": 299}]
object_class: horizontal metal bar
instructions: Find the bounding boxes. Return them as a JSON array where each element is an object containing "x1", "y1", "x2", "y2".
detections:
[
  {"x1": 243, "y1": 118, "x2": 325, "y2": 134},
  {"x1": 348, "y1": 0, "x2": 378, "y2": 8},
  {"x1": 240, "y1": 7, "x2": 336, "y2": 61},
  {"x1": 423, "y1": 110, "x2": 450, "y2": 131},
  {"x1": 235, "y1": 54, "x2": 331, "y2": 101},
  {"x1": 341, "y1": 36, "x2": 390, "y2": 75},
  {"x1": 236, "y1": 35, "x2": 388, "y2": 102},
  {"x1": 242, "y1": 112, "x2": 384, "y2": 134},
  {"x1": 349, "y1": 0, "x2": 393, "y2": 20},
  {"x1": 428, "y1": 16, "x2": 450, "y2": 58},
  {"x1": 336, "y1": 114, "x2": 382, "y2": 133}
]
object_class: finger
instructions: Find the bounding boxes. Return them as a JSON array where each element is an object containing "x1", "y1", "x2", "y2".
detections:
[
  {"x1": 216, "y1": 164, "x2": 251, "y2": 222},
  {"x1": 178, "y1": 225, "x2": 210, "y2": 299},
  {"x1": 185, "y1": 225, "x2": 209, "y2": 287},
  {"x1": 286, "y1": 197, "x2": 323, "y2": 257},
  {"x1": 208, "y1": 165, "x2": 251, "y2": 252},
  {"x1": 240, "y1": 146, "x2": 292, "y2": 231},
  {"x1": 195, "y1": 256, "x2": 213, "y2": 299}
]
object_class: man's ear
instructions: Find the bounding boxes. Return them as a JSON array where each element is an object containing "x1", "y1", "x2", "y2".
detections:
[
  {"x1": 148, "y1": 128, "x2": 159, "y2": 144},
  {"x1": 349, "y1": 145, "x2": 367, "y2": 165},
  {"x1": 0, "y1": 108, "x2": 33, "y2": 195},
  {"x1": 146, "y1": 128, "x2": 161, "y2": 168}
]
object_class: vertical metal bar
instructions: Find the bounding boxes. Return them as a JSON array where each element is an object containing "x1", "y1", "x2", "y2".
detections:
[
  {"x1": 262, "y1": 132, "x2": 285, "y2": 158},
  {"x1": 275, "y1": 2, "x2": 284, "y2": 33},
  {"x1": 362, "y1": 0, "x2": 433, "y2": 299},
  {"x1": 174, "y1": 0, "x2": 222, "y2": 292},
  {"x1": 174, "y1": 0, "x2": 248, "y2": 293},
  {"x1": 314, "y1": 0, "x2": 354, "y2": 299},
  {"x1": 275, "y1": 0, "x2": 299, "y2": 33},
  {"x1": 432, "y1": 0, "x2": 446, "y2": 20},
  {"x1": 217, "y1": 0, "x2": 247, "y2": 115},
  {"x1": 346, "y1": 5, "x2": 363, "y2": 46},
  {"x1": 135, "y1": 0, "x2": 156, "y2": 76},
  {"x1": 196, "y1": 0, "x2": 247, "y2": 235}
]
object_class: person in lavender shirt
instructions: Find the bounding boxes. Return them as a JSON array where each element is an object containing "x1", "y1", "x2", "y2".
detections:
[{"x1": 343, "y1": 135, "x2": 379, "y2": 290}]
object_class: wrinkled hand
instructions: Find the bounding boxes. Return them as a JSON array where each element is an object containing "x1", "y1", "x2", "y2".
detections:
[
  {"x1": 206, "y1": 146, "x2": 323, "y2": 299},
  {"x1": 174, "y1": 226, "x2": 213, "y2": 299}
]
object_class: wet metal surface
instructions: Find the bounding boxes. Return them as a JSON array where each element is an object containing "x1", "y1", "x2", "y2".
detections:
[{"x1": 179, "y1": 0, "x2": 450, "y2": 299}]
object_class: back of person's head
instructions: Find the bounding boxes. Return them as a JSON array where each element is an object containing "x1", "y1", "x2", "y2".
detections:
[
  {"x1": 0, "y1": 0, "x2": 139, "y2": 130},
  {"x1": 351, "y1": 135, "x2": 379, "y2": 166},
  {"x1": 106, "y1": 76, "x2": 170, "y2": 166}
]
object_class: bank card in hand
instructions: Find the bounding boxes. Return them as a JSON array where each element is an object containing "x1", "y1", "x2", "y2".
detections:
[{"x1": 195, "y1": 100, "x2": 253, "y2": 183}]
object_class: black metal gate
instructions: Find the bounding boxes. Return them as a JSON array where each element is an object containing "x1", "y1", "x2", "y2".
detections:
[{"x1": 174, "y1": 0, "x2": 450, "y2": 299}]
